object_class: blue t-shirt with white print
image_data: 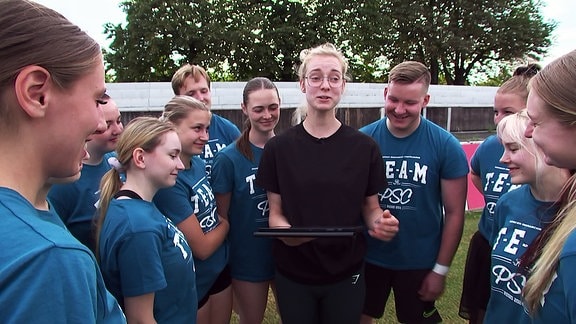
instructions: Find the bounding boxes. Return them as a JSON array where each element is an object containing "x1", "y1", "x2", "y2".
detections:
[
  {"x1": 201, "y1": 113, "x2": 240, "y2": 177},
  {"x1": 485, "y1": 185, "x2": 555, "y2": 324},
  {"x1": 98, "y1": 198, "x2": 196, "y2": 324},
  {"x1": 360, "y1": 117, "x2": 469, "y2": 269},
  {"x1": 154, "y1": 156, "x2": 228, "y2": 300},
  {"x1": 470, "y1": 135, "x2": 519, "y2": 240},
  {"x1": 211, "y1": 142, "x2": 274, "y2": 282}
]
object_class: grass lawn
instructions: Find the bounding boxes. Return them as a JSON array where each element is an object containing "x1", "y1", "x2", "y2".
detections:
[{"x1": 231, "y1": 210, "x2": 482, "y2": 323}]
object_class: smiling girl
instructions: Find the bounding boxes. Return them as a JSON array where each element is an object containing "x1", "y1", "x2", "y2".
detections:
[
  {"x1": 211, "y1": 77, "x2": 281, "y2": 324},
  {"x1": 96, "y1": 117, "x2": 196, "y2": 323},
  {"x1": 154, "y1": 96, "x2": 232, "y2": 324},
  {"x1": 484, "y1": 110, "x2": 569, "y2": 323}
]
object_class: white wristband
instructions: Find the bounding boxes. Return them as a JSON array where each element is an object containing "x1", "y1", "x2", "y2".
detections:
[{"x1": 432, "y1": 263, "x2": 449, "y2": 276}]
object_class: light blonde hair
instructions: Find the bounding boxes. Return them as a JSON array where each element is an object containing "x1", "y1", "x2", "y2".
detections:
[
  {"x1": 523, "y1": 50, "x2": 576, "y2": 314},
  {"x1": 160, "y1": 95, "x2": 211, "y2": 125},
  {"x1": 171, "y1": 64, "x2": 211, "y2": 95},
  {"x1": 496, "y1": 109, "x2": 565, "y2": 191},
  {"x1": 497, "y1": 110, "x2": 540, "y2": 162},
  {"x1": 0, "y1": 0, "x2": 101, "y2": 130},
  {"x1": 94, "y1": 117, "x2": 177, "y2": 258},
  {"x1": 297, "y1": 43, "x2": 350, "y2": 81},
  {"x1": 292, "y1": 43, "x2": 350, "y2": 124}
]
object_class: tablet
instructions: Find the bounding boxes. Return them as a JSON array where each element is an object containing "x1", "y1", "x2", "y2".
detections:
[{"x1": 254, "y1": 226, "x2": 364, "y2": 238}]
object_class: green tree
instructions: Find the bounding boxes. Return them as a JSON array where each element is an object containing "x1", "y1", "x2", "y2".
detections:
[
  {"x1": 105, "y1": 0, "x2": 319, "y2": 81},
  {"x1": 471, "y1": 60, "x2": 515, "y2": 86},
  {"x1": 379, "y1": 0, "x2": 554, "y2": 85},
  {"x1": 303, "y1": 0, "x2": 394, "y2": 82},
  {"x1": 104, "y1": 1, "x2": 209, "y2": 82},
  {"x1": 206, "y1": 0, "x2": 319, "y2": 81},
  {"x1": 105, "y1": 0, "x2": 396, "y2": 82},
  {"x1": 104, "y1": 0, "x2": 553, "y2": 85}
]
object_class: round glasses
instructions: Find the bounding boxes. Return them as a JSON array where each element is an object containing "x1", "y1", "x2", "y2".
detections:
[{"x1": 305, "y1": 75, "x2": 343, "y2": 87}]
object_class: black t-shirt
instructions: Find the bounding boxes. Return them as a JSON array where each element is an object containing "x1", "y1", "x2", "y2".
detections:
[{"x1": 256, "y1": 123, "x2": 387, "y2": 284}]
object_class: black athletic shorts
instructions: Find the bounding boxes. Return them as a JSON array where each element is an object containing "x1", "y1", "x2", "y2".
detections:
[
  {"x1": 459, "y1": 230, "x2": 491, "y2": 320},
  {"x1": 198, "y1": 265, "x2": 232, "y2": 309},
  {"x1": 363, "y1": 262, "x2": 442, "y2": 323}
]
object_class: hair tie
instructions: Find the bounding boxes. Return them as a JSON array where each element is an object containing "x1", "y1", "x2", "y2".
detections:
[{"x1": 107, "y1": 156, "x2": 125, "y2": 173}]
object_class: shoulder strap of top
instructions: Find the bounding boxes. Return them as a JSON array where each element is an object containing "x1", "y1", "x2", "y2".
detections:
[{"x1": 113, "y1": 189, "x2": 143, "y2": 200}]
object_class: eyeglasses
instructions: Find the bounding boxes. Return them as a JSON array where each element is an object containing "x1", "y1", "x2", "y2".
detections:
[{"x1": 305, "y1": 75, "x2": 343, "y2": 87}]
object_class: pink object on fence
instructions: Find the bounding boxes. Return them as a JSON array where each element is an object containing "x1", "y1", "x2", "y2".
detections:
[{"x1": 462, "y1": 142, "x2": 484, "y2": 211}]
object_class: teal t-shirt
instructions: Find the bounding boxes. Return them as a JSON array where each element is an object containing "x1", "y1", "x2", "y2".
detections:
[
  {"x1": 470, "y1": 135, "x2": 519, "y2": 240},
  {"x1": 48, "y1": 156, "x2": 113, "y2": 251},
  {"x1": 201, "y1": 114, "x2": 241, "y2": 177},
  {"x1": 360, "y1": 118, "x2": 469, "y2": 269},
  {"x1": 0, "y1": 187, "x2": 125, "y2": 323},
  {"x1": 154, "y1": 156, "x2": 228, "y2": 300},
  {"x1": 532, "y1": 230, "x2": 576, "y2": 323},
  {"x1": 211, "y1": 142, "x2": 274, "y2": 281},
  {"x1": 486, "y1": 185, "x2": 555, "y2": 324},
  {"x1": 99, "y1": 198, "x2": 196, "y2": 323}
]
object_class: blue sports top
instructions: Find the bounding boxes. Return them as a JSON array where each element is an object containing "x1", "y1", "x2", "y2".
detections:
[
  {"x1": 360, "y1": 117, "x2": 469, "y2": 269},
  {"x1": 0, "y1": 187, "x2": 125, "y2": 323}
]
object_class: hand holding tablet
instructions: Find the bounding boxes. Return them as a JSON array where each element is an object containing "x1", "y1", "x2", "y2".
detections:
[{"x1": 254, "y1": 226, "x2": 364, "y2": 238}]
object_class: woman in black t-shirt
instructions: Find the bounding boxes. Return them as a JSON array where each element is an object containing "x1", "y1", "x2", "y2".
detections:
[{"x1": 256, "y1": 43, "x2": 399, "y2": 324}]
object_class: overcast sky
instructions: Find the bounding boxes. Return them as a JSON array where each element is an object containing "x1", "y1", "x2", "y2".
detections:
[{"x1": 34, "y1": 0, "x2": 575, "y2": 66}]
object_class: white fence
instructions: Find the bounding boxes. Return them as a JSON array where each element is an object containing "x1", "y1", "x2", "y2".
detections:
[{"x1": 107, "y1": 82, "x2": 498, "y2": 112}]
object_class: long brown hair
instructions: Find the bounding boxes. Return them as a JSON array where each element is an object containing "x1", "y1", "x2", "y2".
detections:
[{"x1": 237, "y1": 77, "x2": 279, "y2": 161}]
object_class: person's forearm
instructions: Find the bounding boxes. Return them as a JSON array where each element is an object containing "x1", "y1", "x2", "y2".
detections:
[{"x1": 435, "y1": 211, "x2": 464, "y2": 267}]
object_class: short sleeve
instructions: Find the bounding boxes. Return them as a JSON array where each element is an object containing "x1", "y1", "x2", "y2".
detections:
[
  {"x1": 154, "y1": 181, "x2": 195, "y2": 225},
  {"x1": 366, "y1": 139, "x2": 387, "y2": 196},
  {"x1": 255, "y1": 138, "x2": 280, "y2": 194},
  {"x1": 441, "y1": 136, "x2": 470, "y2": 179},
  {"x1": 116, "y1": 231, "x2": 166, "y2": 297},
  {"x1": 6, "y1": 247, "x2": 100, "y2": 322},
  {"x1": 211, "y1": 152, "x2": 235, "y2": 194}
]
